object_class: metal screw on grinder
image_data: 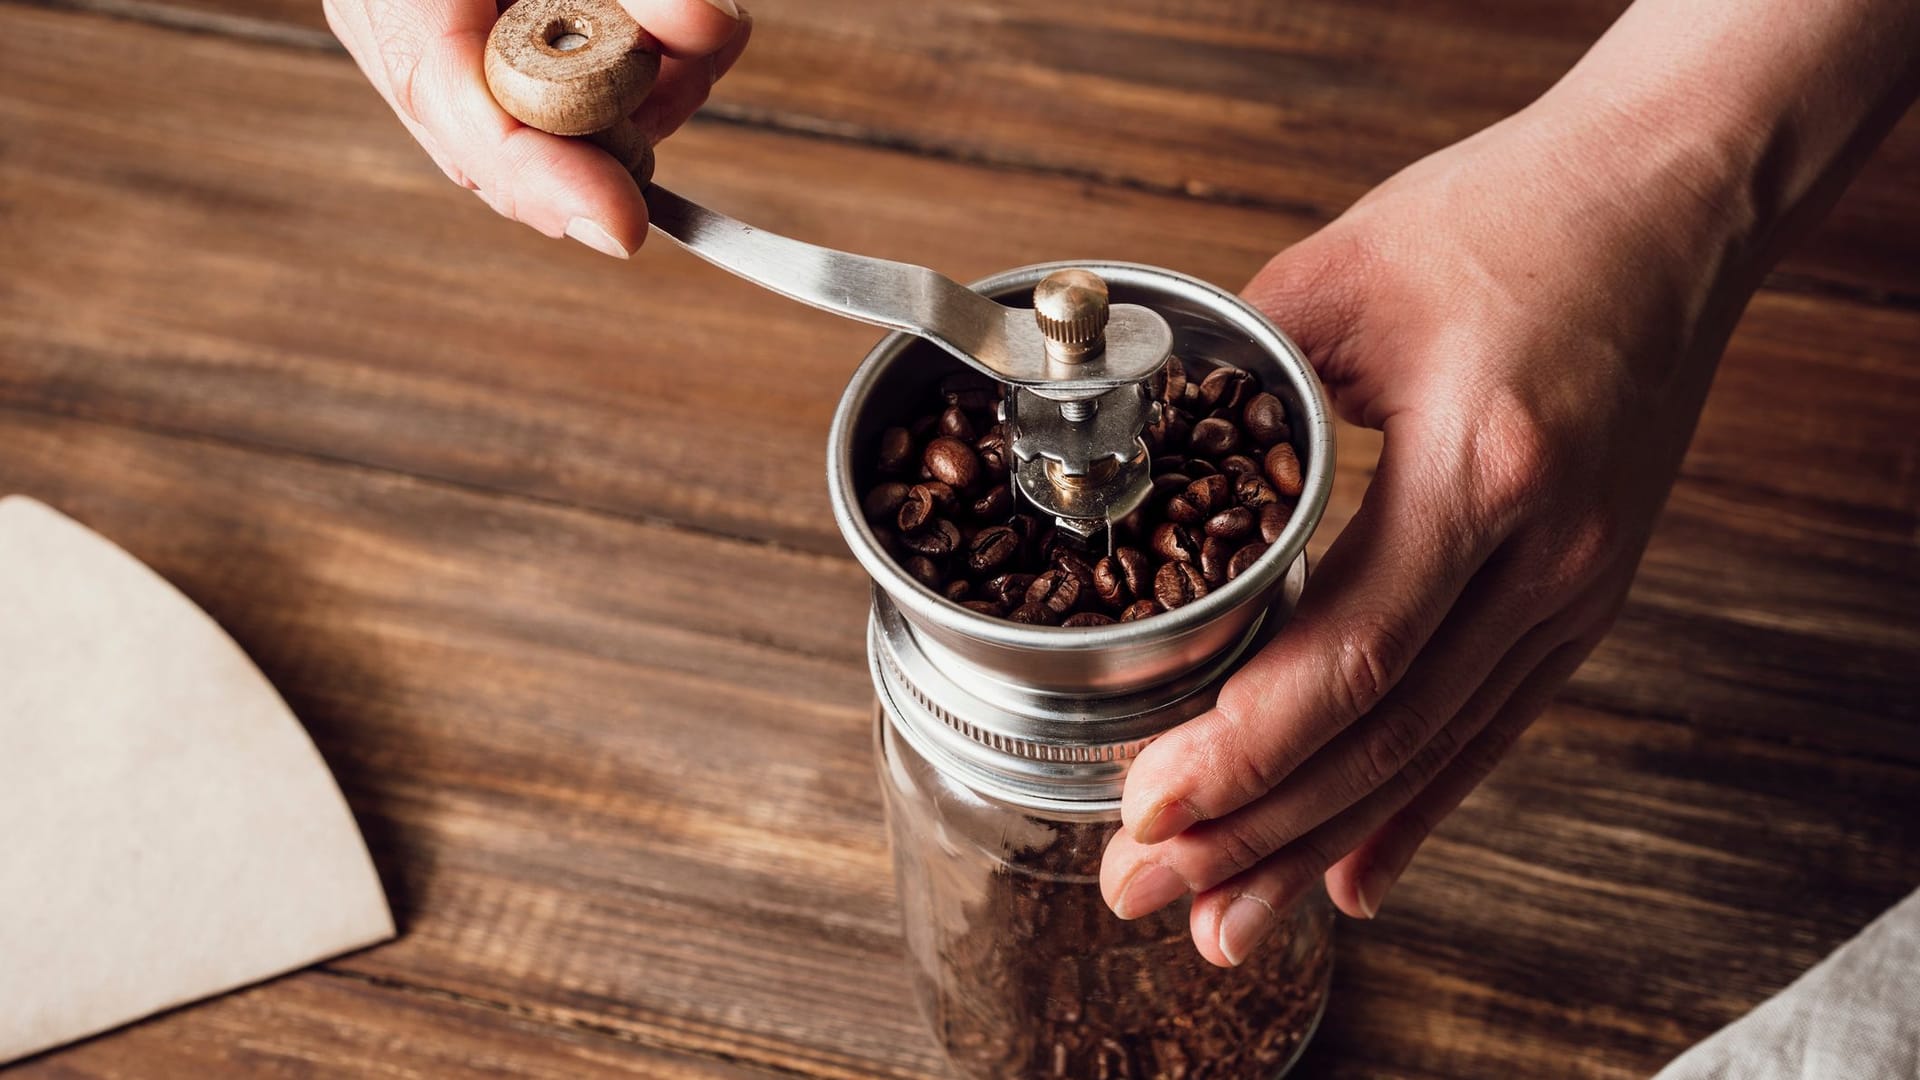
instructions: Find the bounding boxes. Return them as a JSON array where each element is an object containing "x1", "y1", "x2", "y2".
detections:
[
  {"x1": 1009, "y1": 269, "x2": 1156, "y2": 547},
  {"x1": 1034, "y1": 269, "x2": 1110, "y2": 366},
  {"x1": 1033, "y1": 269, "x2": 1110, "y2": 425}
]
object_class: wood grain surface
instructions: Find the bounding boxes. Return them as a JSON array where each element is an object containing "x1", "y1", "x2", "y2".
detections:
[{"x1": 1, "y1": 0, "x2": 1915, "y2": 1077}]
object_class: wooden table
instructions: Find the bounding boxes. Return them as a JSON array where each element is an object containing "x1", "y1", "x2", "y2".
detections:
[{"x1": 3, "y1": 1, "x2": 1915, "y2": 1075}]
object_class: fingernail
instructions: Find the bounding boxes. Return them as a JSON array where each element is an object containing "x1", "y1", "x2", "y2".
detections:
[
  {"x1": 699, "y1": 0, "x2": 740, "y2": 18},
  {"x1": 565, "y1": 217, "x2": 629, "y2": 259},
  {"x1": 1354, "y1": 865, "x2": 1391, "y2": 920},
  {"x1": 1135, "y1": 797, "x2": 1200, "y2": 844},
  {"x1": 1112, "y1": 863, "x2": 1189, "y2": 921},
  {"x1": 1218, "y1": 894, "x2": 1275, "y2": 966}
]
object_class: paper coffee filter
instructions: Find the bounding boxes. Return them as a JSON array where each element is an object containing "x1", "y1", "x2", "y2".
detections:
[{"x1": 0, "y1": 495, "x2": 394, "y2": 1063}]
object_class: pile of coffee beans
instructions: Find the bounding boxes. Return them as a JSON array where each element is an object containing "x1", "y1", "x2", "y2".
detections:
[{"x1": 860, "y1": 357, "x2": 1303, "y2": 625}]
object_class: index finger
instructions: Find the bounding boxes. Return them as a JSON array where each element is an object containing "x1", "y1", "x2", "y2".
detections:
[
  {"x1": 368, "y1": 0, "x2": 651, "y2": 249},
  {"x1": 615, "y1": 0, "x2": 744, "y2": 57}
]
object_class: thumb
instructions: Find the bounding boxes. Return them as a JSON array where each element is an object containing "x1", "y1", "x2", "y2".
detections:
[{"x1": 1240, "y1": 230, "x2": 1370, "y2": 382}]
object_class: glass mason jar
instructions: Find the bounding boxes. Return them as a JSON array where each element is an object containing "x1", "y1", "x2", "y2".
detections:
[
  {"x1": 829, "y1": 262, "x2": 1339, "y2": 1080},
  {"x1": 876, "y1": 698, "x2": 1334, "y2": 1079}
]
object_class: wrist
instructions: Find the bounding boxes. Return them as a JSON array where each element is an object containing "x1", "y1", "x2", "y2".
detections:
[
  {"x1": 1519, "y1": 72, "x2": 1768, "y2": 299},
  {"x1": 1530, "y1": 0, "x2": 1920, "y2": 288}
]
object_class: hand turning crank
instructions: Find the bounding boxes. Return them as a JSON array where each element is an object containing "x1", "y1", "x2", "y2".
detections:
[{"x1": 484, "y1": 0, "x2": 1171, "y2": 537}]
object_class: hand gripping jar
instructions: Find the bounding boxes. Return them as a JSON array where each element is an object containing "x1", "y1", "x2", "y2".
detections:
[{"x1": 828, "y1": 263, "x2": 1339, "y2": 1079}]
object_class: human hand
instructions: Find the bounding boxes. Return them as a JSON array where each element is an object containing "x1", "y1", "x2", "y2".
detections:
[
  {"x1": 1098, "y1": 92, "x2": 1765, "y2": 965},
  {"x1": 325, "y1": 0, "x2": 750, "y2": 257}
]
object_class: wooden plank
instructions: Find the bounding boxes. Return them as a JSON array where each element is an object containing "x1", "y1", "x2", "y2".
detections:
[
  {"x1": 3, "y1": 411, "x2": 1918, "y2": 1078},
  {"x1": 20, "y1": 0, "x2": 1919, "y2": 302},
  {"x1": 2, "y1": 5, "x2": 1914, "y2": 757},
  {"x1": 10, "y1": 970, "x2": 787, "y2": 1077},
  {"x1": 1575, "y1": 288, "x2": 1920, "y2": 752},
  {"x1": 1303, "y1": 703, "x2": 1920, "y2": 1079}
]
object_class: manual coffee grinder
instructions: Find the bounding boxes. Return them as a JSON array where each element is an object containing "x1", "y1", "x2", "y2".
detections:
[{"x1": 486, "y1": 3, "x2": 1339, "y2": 1075}]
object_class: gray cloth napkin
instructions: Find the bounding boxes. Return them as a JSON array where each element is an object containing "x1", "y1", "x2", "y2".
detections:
[{"x1": 1656, "y1": 887, "x2": 1920, "y2": 1080}]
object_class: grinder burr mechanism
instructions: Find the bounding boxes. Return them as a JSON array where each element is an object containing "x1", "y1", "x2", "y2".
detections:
[{"x1": 483, "y1": 0, "x2": 1166, "y2": 546}]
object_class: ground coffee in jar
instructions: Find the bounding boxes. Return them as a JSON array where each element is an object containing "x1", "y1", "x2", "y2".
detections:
[{"x1": 880, "y1": 706, "x2": 1333, "y2": 1078}]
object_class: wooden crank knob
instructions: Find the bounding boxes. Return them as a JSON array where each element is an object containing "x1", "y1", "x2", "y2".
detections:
[{"x1": 484, "y1": 0, "x2": 660, "y2": 182}]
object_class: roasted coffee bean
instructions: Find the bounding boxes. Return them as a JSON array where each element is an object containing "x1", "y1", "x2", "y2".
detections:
[
  {"x1": 900, "y1": 519, "x2": 961, "y2": 557},
  {"x1": 904, "y1": 555, "x2": 944, "y2": 590},
  {"x1": 1051, "y1": 550, "x2": 1097, "y2": 589},
  {"x1": 1152, "y1": 472, "x2": 1195, "y2": 505},
  {"x1": 1115, "y1": 547, "x2": 1153, "y2": 597},
  {"x1": 897, "y1": 485, "x2": 937, "y2": 532},
  {"x1": 1155, "y1": 561, "x2": 1209, "y2": 609},
  {"x1": 1242, "y1": 392, "x2": 1290, "y2": 445},
  {"x1": 1218, "y1": 454, "x2": 1261, "y2": 480},
  {"x1": 1200, "y1": 536, "x2": 1233, "y2": 586},
  {"x1": 1264, "y1": 442, "x2": 1304, "y2": 497},
  {"x1": 1198, "y1": 365, "x2": 1251, "y2": 410},
  {"x1": 1152, "y1": 454, "x2": 1189, "y2": 476},
  {"x1": 970, "y1": 482, "x2": 1013, "y2": 520},
  {"x1": 944, "y1": 579, "x2": 973, "y2": 602},
  {"x1": 1092, "y1": 556, "x2": 1130, "y2": 607},
  {"x1": 1008, "y1": 602, "x2": 1059, "y2": 625},
  {"x1": 1190, "y1": 475, "x2": 1234, "y2": 515},
  {"x1": 1062, "y1": 612, "x2": 1116, "y2": 628},
  {"x1": 1150, "y1": 521, "x2": 1199, "y2": 563},
  {"x1": 960, "y1": 599, "x2": 1006, "y2": 617},
  {"x1": 921, "y1": 480, "x2": 958, "y2": 510},
  {"x1": 975, "y1": 426, "x2": 1010, "y2": 471},
  {"x1": 1164, "y1": 475, "x2": 1220, "y2": 526},
  {"x1": 1154, "y1": 357, "x2": 1188, "y2": 405},
  {"x1": 1164, "y1": 494, "x2": 1203, "y2": 527},
  {"x1": 1236, "y1": 474, "x2": 1278, "y2": 509},
  {"x1": 1119, "y1": 599, "x2": 1162, "y2": 622},
  {"x1": 924, "y1": 436, "x2": 981, "y2": 491},
  {"x1": 863, "y1": 481, "x2": 912, "y2": 523},
  {"x1": 872, "y1": 527, "x2": 905, "y2": 560},
  {"x1": 1190, "y1": 417, "x2": 1241, "y2": 457},
  {"x1": 985, "y1": 572, "x2": 1037, "y2": 607},
  {"x1": 1228, "y1": 541, "x2": 1270, "y2": 581},
  {"x1": 1095, "y1": 548, "x2": 1151, "y2": 608},
  {"x1": 1204, "y1": 505, "x2": 1256, "y2": 541},
  {"x1": 898, "y1": 482, "x2": 956, "y2": 531},
  {"x1": 910, "y1": 412, "x2": 942, "y2": 443},
  {"x1": 1146, "y1": 409, "x2": 1190, "y2": 453},
  {"x1": 878, "y1": 426, "x2": 915, "y2": 475},
  {"x1": 966, "y1": 525, "x2": 1020, "y2": 574},
  {"x1": 1026, "y1": 570, "x2": 1081, "y2": 615},
  {"x1": 1259, "y1": 501, "x2": 1290, "y2": 543},
  {"x1": 1185, "y1": 457, "x2": 1219, "y2": 478},
  {"x1": 938, "y1": 404, "x2": 976, "y2": 441}
]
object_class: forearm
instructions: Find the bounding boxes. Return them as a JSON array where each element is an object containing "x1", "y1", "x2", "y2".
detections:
[{"x1": 1542, "y1": 0, "x2": 1919, "y2": 283}]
